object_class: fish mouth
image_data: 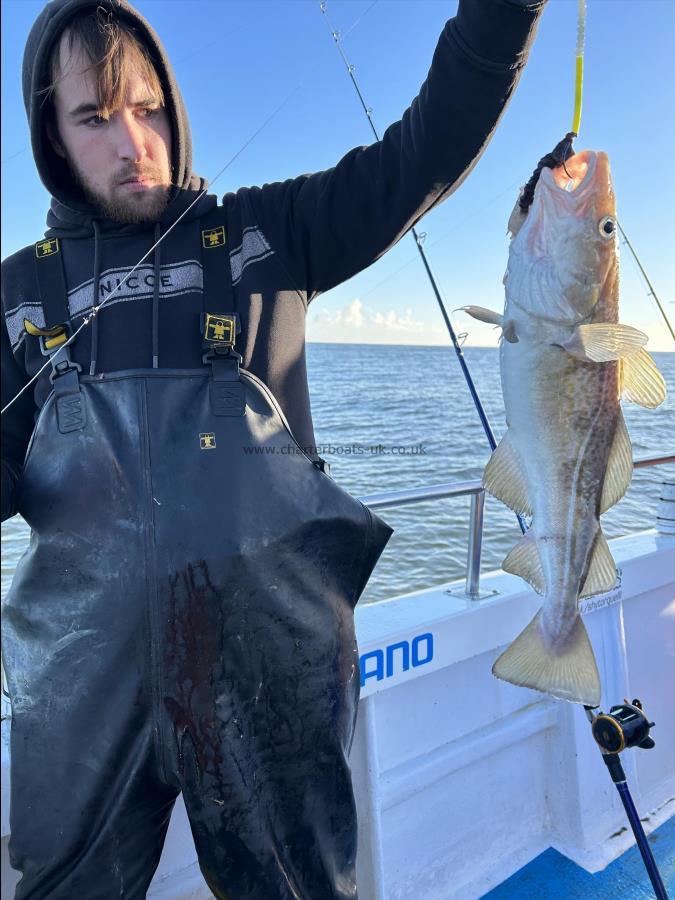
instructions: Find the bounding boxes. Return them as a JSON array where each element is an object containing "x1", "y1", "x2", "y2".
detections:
[{"x1": 541, "y1": 149, "x2": 610, "y2": 196}]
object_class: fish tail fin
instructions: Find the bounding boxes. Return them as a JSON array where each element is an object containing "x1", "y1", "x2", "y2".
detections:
[{"x1": 492, "y1": 610, "x2": 601, "y2": 706}]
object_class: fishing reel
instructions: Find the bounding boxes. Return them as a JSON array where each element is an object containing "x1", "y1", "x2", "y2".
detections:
[
  {"x1": 586, "y1": 699, "x2": 655, "y2": 755},
  {"x1": 585, "y1": 699, "x2": 655, "y2": 785}
]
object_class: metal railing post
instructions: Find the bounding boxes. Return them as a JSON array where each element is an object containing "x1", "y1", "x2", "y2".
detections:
[
  {"x1": 356, "y1": 454, "x2": 673, "y2": 600},
  {"x1": 465, "y1": 490, "x2": 485, "y2": 599}
]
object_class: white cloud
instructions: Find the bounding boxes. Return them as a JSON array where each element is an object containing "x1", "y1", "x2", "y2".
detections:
[
  {"x1": 343, "y1": 297, "x2": 365, "y2": 328},
  {"x1": 307, "y1": 297, "x2": 501, "y2": 346}
]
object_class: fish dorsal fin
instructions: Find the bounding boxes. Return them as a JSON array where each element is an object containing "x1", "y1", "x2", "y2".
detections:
[
  {"x1": 483, "y1": 432, "x2": 532, "y2": 517},
  {"x1": 502, "y1": 531, "x2": 544, "y2": 594},
  {"x1": 580, "y1": 528, "x2": 618, "y2": 598},
  {"x1": 600, "y1": 412, "x2": 633, "y2": 514},
  {"x1": 620, "y1": 348, "x2": 667, "y2": 408},
  {"x1": 561, "y1": 323, "x2": 648, "y2": 362}
]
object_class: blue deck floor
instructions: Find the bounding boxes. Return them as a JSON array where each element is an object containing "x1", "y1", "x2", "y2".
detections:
[{"x1": 483, "y1": 815, "x2": 674, "y2": 899}]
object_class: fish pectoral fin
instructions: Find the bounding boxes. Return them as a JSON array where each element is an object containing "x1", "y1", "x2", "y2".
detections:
[
  {"x1": 560, "y1": 323, "x2": 648, "y2": 362},
  {"x1": 483, "y1": 432, "x2": 532, "y2": 517},
  {"x1": 620, "y1": 348, "x2": 667, "y2": 408},
  {"x1": 502, "y1": 530, "x2": 544, "y2": 593},
  {"x1": 460, "y1": 306, "x2": 519, "y2": 342},
  {"x1": 492, "y1": 610, "x2": 601, "y2": 706},
  {"x1": 600, "y1": 412, "x2": 633, "y2": 514},
  {"x1": 502, "y1": 320, "x2": 519, "y2": 343},
  {"x1": 461, "y1": 306, "x2": 504, "y2": 326},
  {"x1": 580, "y1": 528, "x2": 618, "y2": 598}
]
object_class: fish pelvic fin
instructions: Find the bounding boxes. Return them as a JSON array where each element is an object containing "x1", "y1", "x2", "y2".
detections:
[
  {"x1": 484, "y1": 432, "x2": 532, "y2": 517},
  {"x1": 492, "y1": 610, "x2": 601, "y2": 706},
  {"x1": 620, "y1": 348, "x2": 667, "y2": 408}
]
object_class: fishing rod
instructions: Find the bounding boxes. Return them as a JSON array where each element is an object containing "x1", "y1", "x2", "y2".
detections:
[
  {"x1": 617, "y1": 221, "x2": 675, "y2": 344},
  {"x1": 585, "y1": 700, "x2": 669, "y2": 899},
  {"x1": 568, "y1": 6, "x2": 669, "y2": 893},
  {"x1": 318, "y1": 1, "x2": 528, "y2": 539}
]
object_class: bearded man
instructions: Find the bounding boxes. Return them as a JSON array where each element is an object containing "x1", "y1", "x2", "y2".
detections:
[{"x1": 1, "y1": 1, "x2": 545, "y2": 897}]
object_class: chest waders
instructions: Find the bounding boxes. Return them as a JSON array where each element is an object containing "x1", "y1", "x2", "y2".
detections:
[{"x1": 2, "y1": 214, "x2": 393, "y2": 900}]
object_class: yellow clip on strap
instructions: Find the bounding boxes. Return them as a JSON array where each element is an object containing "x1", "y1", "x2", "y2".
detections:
[{"x1": 23, "y1": 318, "x2": 68, "y2": 349}]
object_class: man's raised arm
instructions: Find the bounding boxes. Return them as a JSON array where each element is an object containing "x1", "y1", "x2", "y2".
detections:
[{"x1": 239, "y1": 0, "x2": 545, "y2": 300}]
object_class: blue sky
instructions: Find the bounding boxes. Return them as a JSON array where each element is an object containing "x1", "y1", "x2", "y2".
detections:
[{"x1": 2, "y1": 0, "x2": 674, "y2": 349}]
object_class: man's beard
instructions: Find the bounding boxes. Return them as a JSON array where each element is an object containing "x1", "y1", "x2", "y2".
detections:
[{"x1": 68, "y1": 157, "x2": 172, "y2": 224}]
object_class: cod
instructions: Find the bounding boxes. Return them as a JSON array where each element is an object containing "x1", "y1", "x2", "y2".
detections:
[{"x1": 465, "y1": 149, "x2": 666, "y2": 706}]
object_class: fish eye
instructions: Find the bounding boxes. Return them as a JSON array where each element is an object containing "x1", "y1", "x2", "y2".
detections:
[{"x1": 598, "y1": 216, "x2": 616, "y2": 239}]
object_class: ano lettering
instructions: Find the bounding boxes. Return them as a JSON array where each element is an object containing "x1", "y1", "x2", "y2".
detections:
[{"x1": 360, "y1": 632, "x2": 434, "y2": 687}]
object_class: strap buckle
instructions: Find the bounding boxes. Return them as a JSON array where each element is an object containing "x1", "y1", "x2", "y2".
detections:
[
  {"x1": 203, "y1": 346, "x2": 246, "y2": 417},
  {"x1": 21, "y1": 318, "x2": 70, "y2": 358},
  {"x1": 41, "y1": 323, "x2": 81, "y2": 383},
  {"x1": 313, "y1": 458, "x2": 331, "y2": 476},
  {"x1": 32, "y1": 321, "x2": 87, "y2": 433},
  {"x1": 49, "y1": 357, "x2": 83, "y2": 386}
]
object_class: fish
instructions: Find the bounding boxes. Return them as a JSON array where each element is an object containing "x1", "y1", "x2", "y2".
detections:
[{"x1": 464, "y1": 149, "x2": 666, "y2": 706}]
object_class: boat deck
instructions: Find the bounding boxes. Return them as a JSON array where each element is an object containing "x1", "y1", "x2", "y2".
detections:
[{"x1": 483, "y1": 815, "x2": 674, "y2": 899}]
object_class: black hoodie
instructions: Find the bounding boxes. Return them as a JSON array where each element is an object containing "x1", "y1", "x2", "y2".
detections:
[{"x1": 1, "y1": 0, "x2": 544, "y2": 521}]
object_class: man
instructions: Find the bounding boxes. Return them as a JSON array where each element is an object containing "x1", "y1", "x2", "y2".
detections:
[{"x1": 1, "y1": 0, "x2": 545, "y2": 897}]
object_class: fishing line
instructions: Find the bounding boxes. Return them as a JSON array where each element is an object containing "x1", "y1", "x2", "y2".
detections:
[
  {"x1": 518, "y1": 0, "x2": 671, "y2": 346},
  {"x1": 617, "y1": 221, "x2": 675, "y2": 344},
  {"x1": 318, "y1": 0, "x2": 527, "y2": 535},
  {"x1": 0, "y1": 3, "x2": 377, "y2": 417},
  {"x1": 357, "y1": 180, "x2": 521, "y2": 302},
  {"x1": 1, "y1": 146, "x2": 29, "y2": 165},
  {"x1": 571, "y1": 0, "x2": 586, "y2": 137},
  {"x1": 571, "y1": 0, "x2": 672, "y2": 345},
  {"x1": 341, "y1": 0, "x2": 380, "y2": 40},
  {"x1": 1, "y1": 86, "x2": 305, "y2": 416},
  {"x1": 520, "y1": 1, "x2": 586, "y2": 212}
]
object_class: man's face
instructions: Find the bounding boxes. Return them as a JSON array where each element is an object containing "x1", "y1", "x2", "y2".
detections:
[{"x1": 51, "y1": 35, "x2": 173, "y2": 223}]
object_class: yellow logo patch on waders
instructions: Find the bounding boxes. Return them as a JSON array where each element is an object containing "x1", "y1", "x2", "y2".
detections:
[{"x1": 200, "y1": 433, "x2": 217, "y2": 450}]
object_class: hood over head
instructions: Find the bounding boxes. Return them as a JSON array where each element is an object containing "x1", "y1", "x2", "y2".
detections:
[{"x1": 23, "y1": 0, "x2": 208, "y2": 234}]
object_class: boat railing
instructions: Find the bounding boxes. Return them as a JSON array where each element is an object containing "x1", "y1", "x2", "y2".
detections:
[
  {"x1": 1, "y1": 456, "x2": 673, "y2": 705},
  {"x1": 358, "y1": 453, "x2": 675, "y2": 601}
]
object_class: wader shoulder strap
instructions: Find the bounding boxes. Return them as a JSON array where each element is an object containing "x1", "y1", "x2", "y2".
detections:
[
  {"x1": 33, "y1": 237, "x2": 70, "y2": 330},
  {"x1": 32, "y1": 237, "x2": 85, "y2": 434},
  {"x1": 199, "y1": 205, "x2": 235, "y2": 317},
  {"x1": 198, "y1": 206, "x2": 245, "y2": 418}
]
